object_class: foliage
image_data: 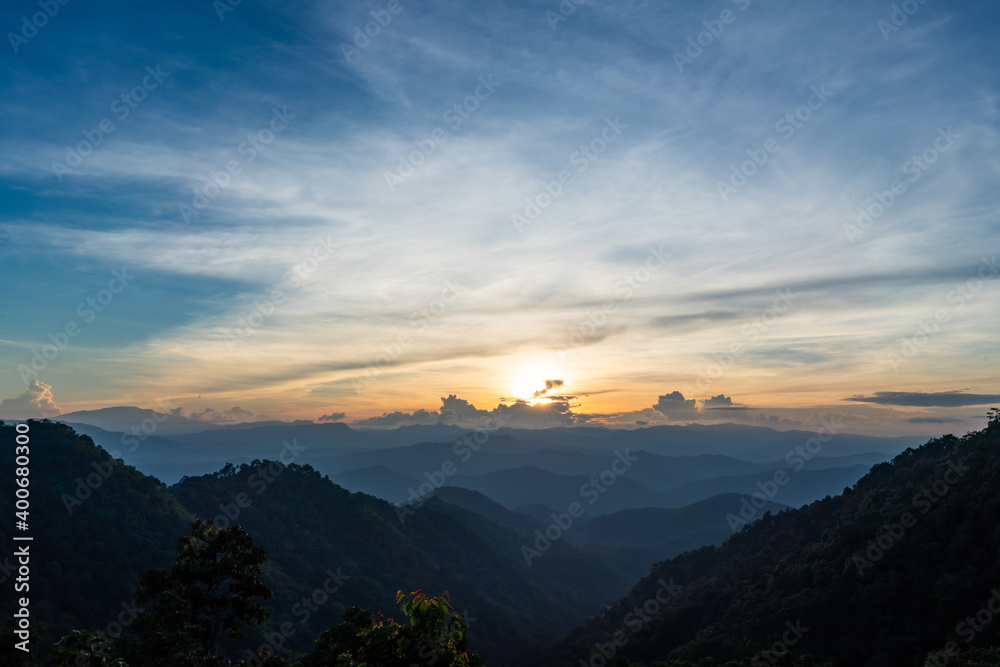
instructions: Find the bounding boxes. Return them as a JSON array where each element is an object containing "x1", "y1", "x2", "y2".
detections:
[
  {"x1": 124, "y1": 520, "x2": 272, "y2": 666},
  {"x1": 0, "y1": 420, "x2": 193, "y2": 653},
  {"x1": 50, "y1": 630, "x2": 128, "y2": 667},
  {"x1": 538, "y1": 414, "x2": 1000, "y2": 667},
  {"x1": 296, "y1": 590, "x2": 481, "y2": 667},
  {"x1": 926, "y1": 646, "x2": 1000, "y2": 666}
]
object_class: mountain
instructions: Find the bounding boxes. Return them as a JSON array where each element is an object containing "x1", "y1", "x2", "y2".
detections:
[
  {"x1": 56, "y1": 406, "x2": 229, "y2": 435},
  {"x1": 62, "y1": 422, "x2": 242, "y2": 484},
  {"x1": 330, "y1": 464, "x2": 421, "y2": 503},
  {"x1": 0, "y1": 419, "x2": 633, "y2": 665},
  {"x1": 446, "y1": 464, "x2": 665, "y2": 516},
  {"x1": 443, "y1": 463, "x2": 871, "y2": 517},
  {"x1": 432, "y1": 486, "x2": 542, "y2": 535},
  {"x1": 534, "y1": 415, "x2": 1000, "y2": 667},
  {"x1": 332, "y1": 441, "x2": 769, "y2": 491},
  {"x1": 168, "y1": 460, "x2": 634, "y2": 664},
  {"x1": 494, "y1": 423, "x2": 924, "y2": 461},
  {"x1": 657, "y1": 464, "x2": 872, "y2": 508},
  {"x1": 563, "y1": 494, "x2": 787, "y2": 578},
  {"x1": 0, "y1": 420, "x2": 193, "y2": 650}
]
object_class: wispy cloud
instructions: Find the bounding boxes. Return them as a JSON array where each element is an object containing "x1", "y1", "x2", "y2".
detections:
[{"x1": 0, "y1": 0, "x2": 998, "y2": 434}]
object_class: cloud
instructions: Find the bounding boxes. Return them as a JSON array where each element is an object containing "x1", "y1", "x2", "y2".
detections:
[
  {"x1": 0, "y1": 381, "x2": 61, "y2": 419},
  {"x1": 533, "y1": 379, "x2": 565, "y2": 398},
  {"x1": 499, "y1": 398, "x2": 576, "y2": 428},
  {"x1": 350, "y1": 394, "x2": 581, "y2": 429},
  {"x1": 184, "y1": 406, "x2": 257, "y2": 423},
  {"x1": 703, "y1": 394, "x2": 736, "y2": 409},
  {"x1": 223, "y1": 406, "x2": 254, "y2": 421},
  {"x1": 652, "y1": 391, "x2": 699, "y2": 420},
  {"x1": 905, "y1": 416, "x2": 966, "y2": 424},
  {"x1": 846, "y1": 392, "x2": 1000, "y2": 407},
  {"x1": 744, "y1": 412, "x2": 803, "y2": 428},
  {"x1": 189, "y1": 407, "x2": 218, "y2": 421},
  {"x1": 353, "y1": 409, "x2": 439, "y2": 427},
  {"x1": 318, "y1": 412, "x2": 346, "y2": 422},
  {"x1": 438, "y1": 395, "x2": 491, "y2": 425}
]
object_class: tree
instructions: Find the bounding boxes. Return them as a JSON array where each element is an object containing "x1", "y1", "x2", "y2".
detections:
[
  {"x1": 296, "y1": 590, "x2": 481, "y2": 667},
  {"x1": 126, "y1": 519, "x2": 273, "y2": 666}
]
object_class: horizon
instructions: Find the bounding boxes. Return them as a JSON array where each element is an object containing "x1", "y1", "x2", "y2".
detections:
[
  {"x1": 23, "y1": 401, "x2": 977, "y2": 441},
  {"x1": 2, "y1": 0, "x2": 999, "y2": 438}
]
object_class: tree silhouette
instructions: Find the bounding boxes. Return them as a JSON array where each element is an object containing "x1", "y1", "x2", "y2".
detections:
[{"x1": 127, "y1": 519, "x2": 272, "y2": 666}]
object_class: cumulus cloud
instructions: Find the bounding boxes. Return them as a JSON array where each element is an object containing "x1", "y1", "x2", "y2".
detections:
[
  {"x1": 846, "y1": 391, "x2": 1000, "y2": 407},
  {"x1": 318, "y1": 411, "x2": 346, "y2": 422},
  {"x1": 703, "y1": 394, "x2": 737, "y2": 409},
  {"x1": 0, "y1": 380, "x2": 61, "y2": 419},
  {"x1": 499, "y1": 398, "x2": 576, "y2": 428},
  {"x1": 351, "y1": 394, "x2": 583, "y2": 429},
  {"x1": 349, "y1": 390, "x2": 807, "y2": 431},
  {"x1": 438, "y1": 395, "x2": 490, "y2": 424},
  {"x1": 353, "y1": 409, "x2": 439, "y2": 427},
  {"x1": 652, "y1": 391, "x2": 699, "y2": 420}
]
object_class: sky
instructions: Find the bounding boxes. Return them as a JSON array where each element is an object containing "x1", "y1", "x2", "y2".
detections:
[{"x1": 0, "y1": 0, "x2": 998, "y2": 435}]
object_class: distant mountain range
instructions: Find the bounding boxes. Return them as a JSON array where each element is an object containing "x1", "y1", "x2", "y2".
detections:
[{"x1": 4, "y1": 415, "x2": 999, "y2": 666}]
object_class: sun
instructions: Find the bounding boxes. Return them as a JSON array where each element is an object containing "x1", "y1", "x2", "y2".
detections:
[{"x1": 507, "y1": 359, "x2": 566, "y2": 405}]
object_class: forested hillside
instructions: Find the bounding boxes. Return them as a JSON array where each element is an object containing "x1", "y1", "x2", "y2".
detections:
[
  {"x1": 5, "y1": 416, "x2": 999, "y2": 666},
  {"x1": 0, "y1": 420, "x2": 629, "y2": 665},
  {"x1": 534, "y1": 412, "x2": 1000, "y2": 667},
  {"x1": 0, "y1": 421, "x2": 192, "y2": 649}
]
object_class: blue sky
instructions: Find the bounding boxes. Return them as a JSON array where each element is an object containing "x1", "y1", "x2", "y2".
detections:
[{"x1": 1, "y1": 0, "x2": 998, "y2": 434}]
